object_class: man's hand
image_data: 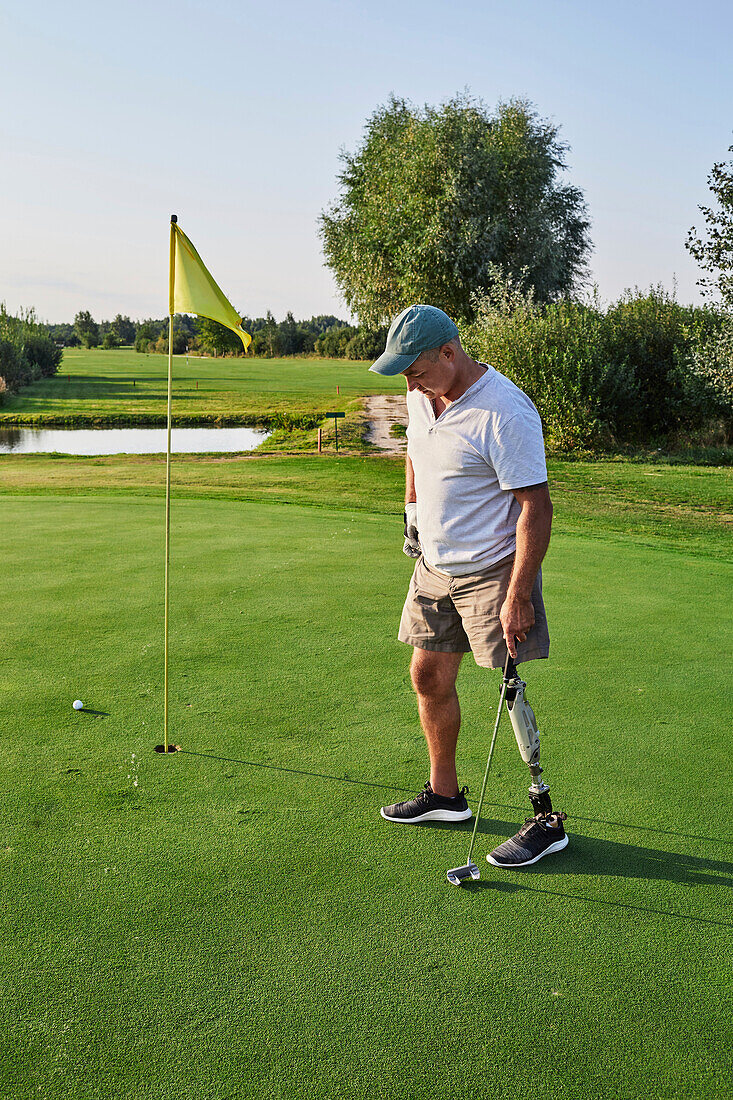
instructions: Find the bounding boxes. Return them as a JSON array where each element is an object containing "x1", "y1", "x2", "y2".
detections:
[
  {"x1": 499, "y1": 593, "x2": 536, "y2": 659},
  {"x1": 403, "y1": 502, "x2": 421, "y2": 558}
]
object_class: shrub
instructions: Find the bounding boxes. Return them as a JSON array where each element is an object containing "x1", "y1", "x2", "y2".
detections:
[
  {"x1": 345, "y1": 327, "x2": 388, "y2": 360},
  {"x1": 154, "y1": 331, "x2": 188, "y2": 355},
  {"x1": 597, "y1": 287, "x2": 714, "y2": 438},
  {"x1": 0, "y1": 305, "x2": 62, "y2": 392},
  {"x1": 314, "y1": 325, "x2": 358, "y2": 358},
  {"x1": 685, "y1": 320, "x2": 733, "y2": 442},
  {"x1": 462, "y1": 275, "x2": 731, "y2": 448},
  {"x1": 462, "y1": 276, "x2": 609, "y2": 448},
  {"x1": 0, "y1": 339, "x2": 30, "y2": 388},
  {"x1": 135, "y1": 321, "x2": 160, "y2": 353},
  {"x1": 23, "y1": 332, "x2": 63, "y2": 377}
]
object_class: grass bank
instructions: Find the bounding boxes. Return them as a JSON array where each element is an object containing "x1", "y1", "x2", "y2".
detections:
[{"x1": 1, "y1": 452, "x2": 730, "y2": 561}]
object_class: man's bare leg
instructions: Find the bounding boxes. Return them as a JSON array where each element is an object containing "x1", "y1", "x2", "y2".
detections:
[{"x1": 410, "y1": 648, "x2": 464, "y2": 797}]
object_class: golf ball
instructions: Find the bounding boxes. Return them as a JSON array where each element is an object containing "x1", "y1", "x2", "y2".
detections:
[{"x1": 73, "y1": 700, "x2": 84, "y2": 711}]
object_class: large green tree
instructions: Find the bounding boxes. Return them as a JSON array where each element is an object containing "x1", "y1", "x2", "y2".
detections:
[
  {"x1": 319, "y1": 94, "x2": 592, "y2": 326},
  {"x1": 74, "y1": 310, "x2": 99, "y2": 348},
  {"x1": 686, "y1": 142, "x2": 733, "y2": 309}
]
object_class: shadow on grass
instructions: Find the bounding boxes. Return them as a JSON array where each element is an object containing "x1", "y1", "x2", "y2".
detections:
[
  {"x1": 480, "y1": 800, "x2": 733, "y2": 848},
  {"x1": 441, "y1": 815, "x2": 733, "y2": 888},
  {"x1": 458, "y1": 877, "x2": 733, "y2": 929},
  {"x1": 178, "y1": 748, "x2": 416, "y2": 794},
  {"x1": 178, "y1": 750, "x2": 732, "y2": 927},
  {"x1": 447, "y1": 826, "x2": 733, "y2": 928},
  {"x1": 176, "y1": 750, "x2": 733, "y2": 850}
]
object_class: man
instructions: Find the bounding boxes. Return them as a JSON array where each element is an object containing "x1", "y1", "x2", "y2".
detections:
[{"x1": 370, "y1": 303, "x2": 568, "y2": 869}]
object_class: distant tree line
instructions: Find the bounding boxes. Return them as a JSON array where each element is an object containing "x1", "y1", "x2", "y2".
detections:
[
  {"x1": 47, "y1": 310, "x2": 387, "y2": 360},
  {"x1": 50, "y1": 312, "x2": 138, "y2": 349}
]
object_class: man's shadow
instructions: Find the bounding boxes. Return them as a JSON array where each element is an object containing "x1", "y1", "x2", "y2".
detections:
[
  {"x1": 178, "y1": 750, "x2": 733, "y2": 920},
  {"x1": 443, "y1": 812, "x2": 733, "y2": 890},
  {"x1": 437, "y1": 812, "x2": 733, "y2": 927}
]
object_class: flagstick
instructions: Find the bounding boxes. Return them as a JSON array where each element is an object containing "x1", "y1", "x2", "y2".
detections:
[
  {"x1": 163, "y1": 215, "x2": 177, "y2": 754},
  {"x1": 157, "y1": 213, "x2": 249, "y2": 753},
  {"x1": 163, "y1": 314, "x2": 173, "y2": 751}
]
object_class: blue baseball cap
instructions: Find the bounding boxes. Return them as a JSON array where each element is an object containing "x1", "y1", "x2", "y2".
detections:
[{"x1": 369, "y1": 304, "x2": 460, "y2": 376}]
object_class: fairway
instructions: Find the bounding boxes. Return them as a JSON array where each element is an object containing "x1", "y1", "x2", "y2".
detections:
[
  {"x1": 0, "y1": 348, "x2": 405, "y2": 425},
  {"x1": 2, "y1": 482, "x2": 732, "y2": 1099}
]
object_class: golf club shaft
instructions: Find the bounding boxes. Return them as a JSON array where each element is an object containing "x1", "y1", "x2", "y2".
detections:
[{"x1": 465, "y1": 651, "x2": 512, "y2": 867}]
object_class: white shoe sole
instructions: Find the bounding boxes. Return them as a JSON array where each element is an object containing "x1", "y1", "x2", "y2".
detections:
[
  {"x1": 486, "y1": 833, "x2": 569, "y2": 868},
  {"x1": 380, "y1": 807, "x2": 473, "y2": 825}
]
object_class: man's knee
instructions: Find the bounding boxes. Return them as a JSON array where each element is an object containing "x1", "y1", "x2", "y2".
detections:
[{"x1": 410, "y1": 649, "x2": 462, "y2": 699}]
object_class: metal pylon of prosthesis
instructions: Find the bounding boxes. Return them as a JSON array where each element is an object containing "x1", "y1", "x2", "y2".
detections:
[{"x1": 504, "y1": 660, "x2": 553, "y2": 818}]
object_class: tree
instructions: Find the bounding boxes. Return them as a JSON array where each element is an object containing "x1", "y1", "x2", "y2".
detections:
[
  {"x1": 314, "y1": 325, "x2": 358, "y2": 358},
  {"x1": 134, "y1": 321, "x2": 157, "y2": 353},
  {"x1": 686, "y1": 142, "x2": 733, "y2": 309},
  {"x1": 277, "y1": 311, "x2": 301, "y2": 355},
  {"x1": 74, "y1": 310, "x2": 99, "y2": 348},
  {"x1": 109, "y1": 314, "x2": 136, "y2": 344},
  {"x1": 255, "y1": 311, "x2": 280, "y2": 358},
  {"x1": 197, "y1": 317, "x2": 243, "y2": 357},
  {"x1": 319, "y1": 94, "x2": 592, "y2": 326}
]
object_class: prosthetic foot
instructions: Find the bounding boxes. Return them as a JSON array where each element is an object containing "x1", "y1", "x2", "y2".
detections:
[{"x1": 504, "y1": 659, "x2": 553, "y2": 817}]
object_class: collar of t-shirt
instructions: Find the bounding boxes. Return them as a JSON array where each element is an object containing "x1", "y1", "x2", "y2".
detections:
[{"x1": 430, "y1": 364, "x2": 491, "y2": 419}]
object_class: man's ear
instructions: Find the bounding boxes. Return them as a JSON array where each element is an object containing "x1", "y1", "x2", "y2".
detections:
[{"x1": 440, "y1": 341, "x2": 456, "y2": 362}]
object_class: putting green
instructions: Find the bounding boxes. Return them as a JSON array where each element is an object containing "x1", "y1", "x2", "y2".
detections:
[{"x1": 1, "y1": 492, "x2": 731, "y2": 1099}]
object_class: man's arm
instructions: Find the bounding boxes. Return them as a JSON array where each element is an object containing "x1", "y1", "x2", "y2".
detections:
[
  {"x1": 403, "y1": 454, "x2": 420, "y2": 557},
  {"x1": 500, "y1": 483, "x2": 553, "y2": 659},
  {"x1": 406, "y1": 453, "x2": 416, "y2": 505}
]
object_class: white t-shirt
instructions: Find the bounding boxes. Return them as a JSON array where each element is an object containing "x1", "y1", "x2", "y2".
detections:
[{"x1": 407, "y1": 364, "x2": 548, "y2": 576}]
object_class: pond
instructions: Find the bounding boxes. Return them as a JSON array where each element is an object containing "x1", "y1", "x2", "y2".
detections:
[{"x1": 0, "y1": 426, "x2": 271, "y2": 456}]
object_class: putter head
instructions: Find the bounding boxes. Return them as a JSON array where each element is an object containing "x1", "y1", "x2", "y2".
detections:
[{"x1": 447, "y1": 861, "x2": 480, "y2": 886}]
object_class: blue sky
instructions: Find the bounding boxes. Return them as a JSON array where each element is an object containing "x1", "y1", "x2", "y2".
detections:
[{"x1": 1, "y1": 0, "x2": 731, "y2": 323}]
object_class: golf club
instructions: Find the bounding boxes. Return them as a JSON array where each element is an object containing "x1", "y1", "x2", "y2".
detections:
[{"x1": 446, "y1": 646, "x2": 514, "y2": 886}]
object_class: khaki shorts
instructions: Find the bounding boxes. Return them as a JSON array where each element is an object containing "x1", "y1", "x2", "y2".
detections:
[{"x1": 398, "y1": 554, "x2": 549, "y2": 669}]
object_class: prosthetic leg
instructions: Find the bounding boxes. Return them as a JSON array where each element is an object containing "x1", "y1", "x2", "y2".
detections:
[{"x1": 504, "y1": 658, "x2": 553, "y2": 817}]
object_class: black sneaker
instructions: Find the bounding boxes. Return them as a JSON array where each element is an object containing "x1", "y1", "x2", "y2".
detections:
[
  {"x1": 487, "y1": 812, "x2": 569, "y2": 868},
  {"x1": 380, "y1": 782, "x2": 472, "y2": 824}
]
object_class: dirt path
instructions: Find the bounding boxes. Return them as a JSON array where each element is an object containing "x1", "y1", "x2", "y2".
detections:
[{"x1": 364, "y1": 394, "x2": 408, "y2": 454}]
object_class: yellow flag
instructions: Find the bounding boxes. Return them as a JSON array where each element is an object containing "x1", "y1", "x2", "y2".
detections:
[{"x1": 169, "y1": 220, "x2": 251, "y2": 351}]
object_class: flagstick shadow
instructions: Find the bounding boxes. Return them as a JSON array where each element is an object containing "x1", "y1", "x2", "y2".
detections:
[
  {"x1": 177, "y1": 748, "x2": 416, "y2": 795},
  {"x1": 178, "y1": 751, "x2": 732, "y2": 928},
  {"x1": 176, "y1": 752, "x2": 732, "y2": 847}
]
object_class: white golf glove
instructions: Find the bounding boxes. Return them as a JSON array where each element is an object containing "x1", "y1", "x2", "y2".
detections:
[{"x1": 403, "y1": 502, "x2": 421, "y2": 558}]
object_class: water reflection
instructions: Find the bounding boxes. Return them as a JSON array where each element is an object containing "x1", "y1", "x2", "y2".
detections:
[{"x1": 0, "y1": 426, "x2": 271, "y2": 456}]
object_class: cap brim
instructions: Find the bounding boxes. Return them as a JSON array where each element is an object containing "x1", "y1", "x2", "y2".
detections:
[{"x1": 369, "y1": 350, "x2": 420, "y2": 376}]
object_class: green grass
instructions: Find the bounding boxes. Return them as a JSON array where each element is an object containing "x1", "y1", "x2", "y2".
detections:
[
  {"x1": 1, "y1": 455, "x2": 732, "y2": 1098},
  {"x1": 0, "y1": 347, "x2": 403, "y2": 426},
  {"x1": 1, "y1": 453, "x2": 730, "y2": 561}
]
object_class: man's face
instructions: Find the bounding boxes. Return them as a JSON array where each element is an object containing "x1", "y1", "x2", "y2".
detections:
[{"x1": 402, "y1": 347, "x2": 454, "y2": 398}]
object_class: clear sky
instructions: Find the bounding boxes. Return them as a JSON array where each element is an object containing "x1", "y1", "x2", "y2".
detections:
[{"x1": 1, "y1": 0, "x2": 731, "y2": 324}]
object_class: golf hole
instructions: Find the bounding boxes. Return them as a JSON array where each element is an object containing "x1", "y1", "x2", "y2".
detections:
[{"x1": 154, "y1": 744, "x2": 182, "y2": 753}]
